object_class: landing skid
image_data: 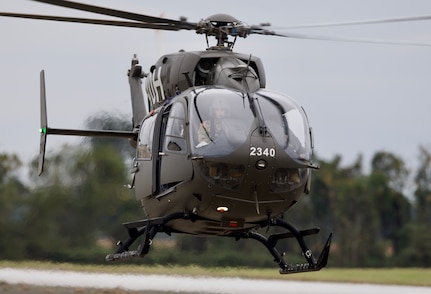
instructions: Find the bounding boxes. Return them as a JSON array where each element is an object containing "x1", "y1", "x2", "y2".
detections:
[
  {"x1": 106, "y1": 212, "x2": 332, "y2": 274},
  {"x1": 236, "y1": 219, "x2": 332, "y2": 274},
  {"x1": 105, "y1": 212, "x2": 186, "y2": 262}
]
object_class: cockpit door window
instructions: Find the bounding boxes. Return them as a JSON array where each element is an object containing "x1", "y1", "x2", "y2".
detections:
[{"x1": 164, "y1": 102, "x2": 187, "y2": 153}]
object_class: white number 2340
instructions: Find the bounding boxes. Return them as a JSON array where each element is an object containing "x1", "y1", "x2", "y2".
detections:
[{"x1": 249, "y1": 147, "x2": 276, "y2": 157}]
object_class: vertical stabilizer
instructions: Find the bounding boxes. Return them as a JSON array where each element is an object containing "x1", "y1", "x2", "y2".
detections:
[
  {"x1": 128, "y1": 55, "x2": 148, "y2": 128},
  {"x1": 38, "y1": 70, "x2": 47, "y2": 175}
]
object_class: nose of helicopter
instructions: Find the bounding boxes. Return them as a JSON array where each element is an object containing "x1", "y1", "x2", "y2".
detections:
[
  {"x1": 189, "y1": 87, "x2": 315, "y2": 219},
  {"x1": 193, "y1": 127, "x2": 310, "y2": 222}
]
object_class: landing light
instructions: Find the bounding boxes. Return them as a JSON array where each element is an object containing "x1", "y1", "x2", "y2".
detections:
[
  {"x1": 217, "y1": 206, "x2": 229, "y2": 213},
  {"x1": 255, "y1": 159, "x2": 267, "y2": 170}
]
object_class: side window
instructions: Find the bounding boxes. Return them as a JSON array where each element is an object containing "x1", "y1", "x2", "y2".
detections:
[
  {"x1": 137, "y1": 115, "x2": 156, "y2": 159},
  {"x1": 164, "y1": 102, "x2": 187, "y2": 153}
]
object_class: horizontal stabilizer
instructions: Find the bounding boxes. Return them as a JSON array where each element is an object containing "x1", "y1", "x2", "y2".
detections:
[{"x1": 40, "y1": 127, "x2": 136, "y2": 139}]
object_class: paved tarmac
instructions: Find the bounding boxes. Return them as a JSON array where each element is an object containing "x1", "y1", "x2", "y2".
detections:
[{"x1": 1, "y1": 267, "x2": 431, "y2": 294}]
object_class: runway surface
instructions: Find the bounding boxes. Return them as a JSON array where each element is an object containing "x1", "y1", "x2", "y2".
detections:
[{"x1": 1, "y1": 267, "x2": 430, "y2": 294}]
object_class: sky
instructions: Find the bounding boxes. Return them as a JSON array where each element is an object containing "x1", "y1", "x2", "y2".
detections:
[{"x1": 1, "y1": 0, "x2": 431, "y2": 177}]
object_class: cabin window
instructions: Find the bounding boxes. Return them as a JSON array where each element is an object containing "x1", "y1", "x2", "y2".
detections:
[{"x1": 137, "y1": 114, "x2": 157, "y2": 159}]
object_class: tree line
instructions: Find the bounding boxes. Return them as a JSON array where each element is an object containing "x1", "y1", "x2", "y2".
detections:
[{"x1": 1, "y1": 114, "x2": 430, "y2": 268}]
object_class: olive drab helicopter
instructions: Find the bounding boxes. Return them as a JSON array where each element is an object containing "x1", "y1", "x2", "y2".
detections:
[{"x1": 3, "y1": 0, "x2": 431, "y2": 274}]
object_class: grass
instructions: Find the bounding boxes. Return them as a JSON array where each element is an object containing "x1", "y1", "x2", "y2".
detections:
[
  {"x1": 290, "y1": 268, "x2": 431, "y2": 286},
  {"x1": 1, "y1": 261, "x2": 430, "y2": 287}
]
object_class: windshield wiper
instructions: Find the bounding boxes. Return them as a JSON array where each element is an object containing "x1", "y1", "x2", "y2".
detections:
[{"x1": 247, "y1": 94, "x2": 267, "y2": 136}]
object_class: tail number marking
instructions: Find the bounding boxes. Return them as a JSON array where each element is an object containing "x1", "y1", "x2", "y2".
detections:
[{"x1": 250, "y1": 147, "x2": 275, "y2": 157}]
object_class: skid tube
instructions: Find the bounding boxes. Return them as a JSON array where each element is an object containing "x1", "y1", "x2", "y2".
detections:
[{"x1": 235, "y1": 218, "x2": 332, "y2": 274}]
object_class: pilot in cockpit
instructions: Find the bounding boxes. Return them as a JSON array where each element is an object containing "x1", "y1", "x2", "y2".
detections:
[{"x1": 196, "y1": 99, "x2": 227, "y2": 147}]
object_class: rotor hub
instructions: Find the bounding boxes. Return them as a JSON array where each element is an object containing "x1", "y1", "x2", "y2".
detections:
[{"x1": 197, "y1": 14, "x2": 248, "y2": 50}]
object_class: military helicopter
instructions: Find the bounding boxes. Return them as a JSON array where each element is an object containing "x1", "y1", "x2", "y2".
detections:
[{"x1": 2, "y1": 0, "x2": 431, "y2": 274}]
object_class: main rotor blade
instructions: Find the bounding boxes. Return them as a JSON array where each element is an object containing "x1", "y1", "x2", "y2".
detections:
[
  {"x1": 250, "y1": 29, "x2": 431, "y2": 47},
  {"x1": 0, "y1": 12, "x2": 182, "y2": 30},
  {"x1": 283, "y1": 15, "x2": 431, "y2": 29},
  {"x1": 30, "y1": 0, "x2": 196, "y2": 30}
]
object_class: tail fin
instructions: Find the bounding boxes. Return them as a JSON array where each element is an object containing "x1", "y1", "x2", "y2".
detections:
[
  {"x1": 128, "y1": 54, "x2": 148, "y2": 128},
  {"x1": 38, "y1": 70, "x2": 47, "y2": 175}
]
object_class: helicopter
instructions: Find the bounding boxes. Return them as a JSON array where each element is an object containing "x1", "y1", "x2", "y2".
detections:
[{"x1": 2, "y1": 0, "x2": 431, "y2": 274}]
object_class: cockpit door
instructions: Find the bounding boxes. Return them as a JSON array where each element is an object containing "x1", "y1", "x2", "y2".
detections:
[{"x1": 157, "y1": 100, "x2": 193, "y2": 192}]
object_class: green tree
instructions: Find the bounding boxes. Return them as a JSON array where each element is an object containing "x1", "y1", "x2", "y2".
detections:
[
  {"x1": 414, "y1": 146, "x2": 431, "y2": 224},
  {"x1": 371, "y1": 151, "x2": 409, "y2": 193},
  {"x1": 17, "y1": 111, "x2": 143, "y2": 262},
  {"x1": 369, "y1": 151, "x2": 411, "y2": 258},
  {"x1": 309, "y1": 155, "x2": 383, "y2": 267},
  {"x1": 0, "y1": 153, "x2": 29, "y2": 259},
  {"x1": 24, "y1": 142, "x2": 142, "y2": 262},
  {"x1": 397, "y1": 146, "x2": 431, "y2": 266}
]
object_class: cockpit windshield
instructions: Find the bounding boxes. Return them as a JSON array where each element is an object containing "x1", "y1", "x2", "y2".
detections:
[
  {"x1": 191, "y1": 88, "x2": 254, "y2": 157},
  {"x1": 255, "y1": 90, "x2": 312, "y2": 162},
  {"x1": 190, "y1": 87, "x2": 312, "y2": 162}
]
